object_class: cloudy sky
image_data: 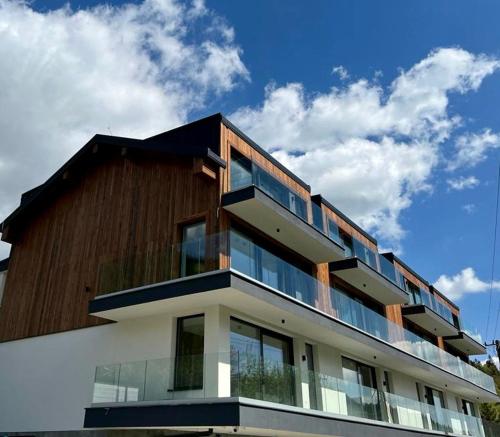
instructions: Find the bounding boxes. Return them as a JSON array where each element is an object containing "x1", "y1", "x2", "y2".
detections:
[{"x1": 1, "y1": 0, "x2": 500, "y2": 352}]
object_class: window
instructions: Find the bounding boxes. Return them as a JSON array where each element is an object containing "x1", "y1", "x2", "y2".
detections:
[
  {"x1": 230, "y1": 227, "x2": 315, "y2": 305},
  {"x1": 340, "y1": 230, "x2": 354, "y2": 257},
  {"x1": 341, "y1": 356, "x2": 381, "y2": 420},
  {"x1": 395, "y1": 269, "x2": 407, "y2": 291},
  {"x1": 461, "y1": 399, "x2": 476, "y2": 417},
  {"x1": 352, "y1": 237, "x2": 378, "y2": 269},
  {"x1": 231, "y1": 149, "x2": 253, "y2": 190},
  {"x1": 230, "y1": 317, "x2": 295, "y2": 405},
  {"x1": 406, "y1": 281, "x2": 422, "y2": 305},
  {"x1": 424, "y1": 386, "x2": 447, "y2": 432},
  {"x1": 328, "y1": 219, "x2": 342, "y2": 245},
  {"x1": 175, "y1": 315, "x2": 204, "y2": 390},
  {"x1": 312, "y1": 202, "x2": 324, "y2": 232},
  {"x1": 180, "y1": 221, "x2": 206, "y2": 277}
]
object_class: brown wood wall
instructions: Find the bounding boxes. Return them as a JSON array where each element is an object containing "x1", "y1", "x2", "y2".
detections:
[
  {"x1": 0, "y1": 120, "x2": 461, "y2": 347},
  {"x1": 0, "y1": 151, "x2": 219, "y2": 342},
  {"x1": 323, "y1": 206, "x2": 377, "y2": 251}
]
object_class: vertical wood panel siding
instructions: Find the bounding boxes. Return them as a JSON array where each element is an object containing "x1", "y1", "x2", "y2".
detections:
[{"x1": 0, "y1": 153, "x2": 219, "y2": 342}]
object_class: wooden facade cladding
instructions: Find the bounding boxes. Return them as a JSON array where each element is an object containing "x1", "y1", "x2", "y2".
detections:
[
  {"x1": 0, "y1": 114, "x2": 463, "y2": 348},
  {"x1": 322, "y1": 205, "x2": 377, "y2": 251},
  {"x1": 220, "y1": 123, "x2": 310, "y2": 198},
  {"x1": 0, "y1": 152, "x2": 219, "y2": 342}
]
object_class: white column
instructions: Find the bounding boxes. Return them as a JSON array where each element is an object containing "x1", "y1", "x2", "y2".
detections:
[{"x1": 204, "y1": 305, "x2": 231, "y2": 398}]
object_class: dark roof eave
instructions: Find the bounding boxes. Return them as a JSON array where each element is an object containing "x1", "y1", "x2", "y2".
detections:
[{"x1": 1, "y1": 134, "x2": 226, "y2": 231}]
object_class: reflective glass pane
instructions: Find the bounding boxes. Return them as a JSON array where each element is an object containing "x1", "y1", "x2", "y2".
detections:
[
  {"x1": 231, "y1": 150, "x2": 252, "y2": 189},
  {"x1": 175, "y1": 315, "x2": 204, "y2": 390},
  {"x1": 180, "y1": 222, "x2": 206, "y2": 277}
]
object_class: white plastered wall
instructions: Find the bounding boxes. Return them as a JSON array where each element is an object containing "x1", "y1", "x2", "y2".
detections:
[{"x1": 0, "y1": 305, "x2": 229, "y2": 433}]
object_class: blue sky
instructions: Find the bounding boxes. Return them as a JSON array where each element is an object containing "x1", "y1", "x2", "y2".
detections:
[{"x1": 2, "y1": 0, "x2": 500, "y2": 354}]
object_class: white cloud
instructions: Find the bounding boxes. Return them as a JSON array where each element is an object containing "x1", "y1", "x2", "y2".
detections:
[
  {"x1": 447, "y1": 175, "x2": 480, "y2": 191},
  {"x1": 462, "y1": 203, "x2": 476, "y2": 214},
  {"x1": 332, "y1": 66, "x2": 349, "y2": 80},
  {"x1": 448, "y1": 129, "x2": 500, "y2": 171},
  {"x1": 231, "y1": 48, "x2": 500, "y2": 244},
  {"x1": 434, "y1": 267, "x2": 500, "y2": 300},
  {"x1": 0, "y1": 0, "x2": 248, "y2": 258}
]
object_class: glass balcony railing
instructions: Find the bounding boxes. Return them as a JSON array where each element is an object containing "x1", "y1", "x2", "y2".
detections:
[
  {"x1": 96, "y1": 233, "x2": 225, "y2": 296},
  {"x1": 91, "y1": 353, "x2": 492, "y2": 437},
  {"x1": 94, "y1": 231, "x2": 495, "y2": 393},
  {"x1": 409, "y1": 288, "x2": 455, "y2": 326},
  {"x1": 460, "y1": 320, "x2": 484, "y2": 345},
  {"x1": 231, "y1": 155, "x2": 308, "y2": 221}
]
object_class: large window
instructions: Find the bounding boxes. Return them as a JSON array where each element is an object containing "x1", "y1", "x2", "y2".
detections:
[
  {"x1": 342, "y1": 356, "x2": 381, "y2": 420},
  {"x1": 424, "y1": 386, "x2": 447, "y2": 432},
  {"x1": 230, "y1": 227, "x2": 316, "y2": 305},
  {"x1": 230, "y1": 318, "x2": 295, "y2": 405},
  {"x1": 180, "y1": 221, "x2": 206, "y2": 277},
  {"x1": 175, "y1": 315, "x2": 205, "y2": 390},
  {"x1": 231, "y1": 149, "x2": 253, "y2": 190}
]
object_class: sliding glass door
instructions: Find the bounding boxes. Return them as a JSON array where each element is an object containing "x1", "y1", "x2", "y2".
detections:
[
  {"x1": 342, "y1": 356, "x2": 381, "y2": 420},
  {"x1": 230, "y1": 317, "x2": 295, "y2": 406},
  {"x1": 230, "y1": 228, "x2": 315, "y2": 305}
]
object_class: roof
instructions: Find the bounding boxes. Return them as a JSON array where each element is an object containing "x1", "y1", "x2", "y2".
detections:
[
  {"x1": 1, "y1": 132, "x2": 226, "y2": 237},
  {"x1": 148, "y1": 113, "x2": 312, "y2": 192}
]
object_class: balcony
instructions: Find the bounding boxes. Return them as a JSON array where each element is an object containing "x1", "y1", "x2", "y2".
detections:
[
  {"x1": 444, "y1": 322, "x2": 487, "y2": 356},
  {"x1": 330, "y1": 240, "x2": 409, "y2": 305},
  {"x1": 85, "y1": 353, "x2": 493, "y2": 437},
  {"x1": 330, "y1": 257, "x2": 409, "y2": 305},
  {"x1": 222, "y1": 185, "x2": 344, "y2": 264},
  {"x1": 89, "y1": 230, "x2": 496, "y2": 394},
  {"x1": 225, "y1": 155, "x2": 345, "y2": 263},
  {"x1": 402, "y1": 289, "x2": 460, "y2": 337}
]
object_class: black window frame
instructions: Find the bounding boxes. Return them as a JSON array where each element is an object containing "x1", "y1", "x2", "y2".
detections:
[{"x1": 174, "y1": 314, "x2": 205, "y2": 391}]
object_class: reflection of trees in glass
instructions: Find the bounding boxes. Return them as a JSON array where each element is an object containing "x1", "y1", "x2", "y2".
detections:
[{"x1": 231, "y1": 350, "x2": 295, "y2": 406}]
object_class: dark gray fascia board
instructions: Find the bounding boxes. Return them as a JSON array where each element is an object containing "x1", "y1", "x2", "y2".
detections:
[
  {"x1": 84, "y1": 397, "x2": 457, "y2": 436},
  {"x1": 221, "y1": 185, "x2": 345, "y2": 253},
  {"x1": 401, "y1": 303, "x2": 457, "y2": 329}
]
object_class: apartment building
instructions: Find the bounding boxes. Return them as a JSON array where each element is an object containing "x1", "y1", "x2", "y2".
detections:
[{"x1": 0, "y1": 114, "x2": 497, "y2": 436}]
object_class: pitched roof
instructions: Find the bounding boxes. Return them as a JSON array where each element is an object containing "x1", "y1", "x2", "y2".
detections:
[{"x1": 1, "y1": 131, "x2": 226, "y2": 237}]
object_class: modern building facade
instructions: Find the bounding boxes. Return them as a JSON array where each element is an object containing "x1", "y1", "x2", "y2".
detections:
[{"x1": 0, "y1": 114, "x2": 497, "y2": 437}]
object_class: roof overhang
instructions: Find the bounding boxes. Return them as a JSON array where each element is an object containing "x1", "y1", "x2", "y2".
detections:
[
  {"x1": 222, "y1": 186, "x2": 345, "y2": 264},
  {"x1": 1, "y1": 134, "x2": 226, "y2": 241},
  {"x1": 402, "y1": 304, "x2": 459, "y2": 337},
  {"x1": 444, "y1": 331, "x2": 487, "y2": 356},
  {"x1": 330, "y1": 258, "x2": 409, "y2": 305}
]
